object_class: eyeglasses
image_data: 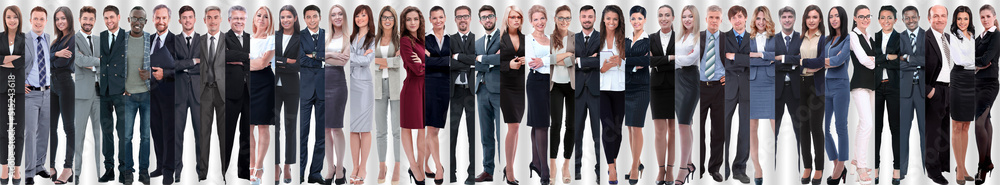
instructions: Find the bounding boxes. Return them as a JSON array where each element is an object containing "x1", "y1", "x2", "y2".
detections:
[
  {"x1": 856, "y1": 15, "x2": 871, "y2": 20},
  {"x1": 556, "y1": 16, "x2": 572, "y2": 22},
  {"x1": 509, "y1": 15, "x2": 522, "y2": 19},
  {"x1": 480, "y1": 14, "x2": 495, "y2": 20},
  {"x1": 381, "y1": 16, "x2": 395, "y2": 21},
  {"x1": 129, "y1": 17, "x2": 146, "y2": 22},
  {"x1": 456, "y1": 15, "x2": 471, "y2": 20}
]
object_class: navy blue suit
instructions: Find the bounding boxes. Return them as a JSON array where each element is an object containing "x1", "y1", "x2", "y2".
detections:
[
  {"x1": 573, "y1": 30, "x2": 601, "y2": 177},
  {"x1": 149, "y1": 33, "x2": 177, "y2": 179},
  {"x1": 297, "y1": 28, "x2": 326, "y2": 181}
]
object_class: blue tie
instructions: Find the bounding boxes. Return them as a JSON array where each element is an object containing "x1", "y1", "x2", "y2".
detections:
[
  {"x1": 737, "y1": 35, "x2": 743, "y2": 46},
  {"x1": 36, "y1": 36, "x2": 46, "y2": 87}
]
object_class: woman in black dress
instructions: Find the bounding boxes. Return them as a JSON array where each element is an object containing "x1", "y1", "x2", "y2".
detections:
[
  {"x1": 499, "y1": 5, "x2": 525, "y2": 185},
  {"x1": 975, "y1": 5, "x2": 1000, "y2": 185},
  {"x1": 0, "y1": 5, "x2": 25, "y2": 184}
]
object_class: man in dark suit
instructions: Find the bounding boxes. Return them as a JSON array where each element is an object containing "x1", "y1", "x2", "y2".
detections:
[
  {"x1": 720, "y1": 5, "x2": 751, "y2": 183},
  {"x1": 98, "y1": 5, "x2": 128, "y2": 182},
  {"x1": 923, "y1": 5, "x2": 951, "y2": 185},
  {"x1": 297, "y1": 5, "x2": 327, "y2": 183},
  {"x1": 572, "y1": 5, "x2": 602, "y2": 183},
  {"x1": 698, "y1": 6, "x2": 726, "y2": 181},
  {"x1": 273, "y1": 5, "x2": 301, "y2": 183},
  {"x1": 773, "y1": 7, "x2": 803, "y2": 166},
  {"x1": 873, "y1": 6, "x2": 901, "y2": 181},
  {"x1": 197, "y1": 6, "x2": 226, "y2": 181},
  {"x1": 148, "y1": 5, "x2": 178, "y2": 184},
  {"x1": 169, "y1": 5, "x2": 202, "y2": 182},
  {"x1": 473, "y1": 5, "x2": 502, "y2": 182},
  {"x1": 448, "y1": 6, "x2": 477, "y2": 184},
  {"x1": 223, "y1": 5, "x2": 251, "y2": 181},
  {"x1": 898, "y1": 6, "x2": 926, "y2": 181}
]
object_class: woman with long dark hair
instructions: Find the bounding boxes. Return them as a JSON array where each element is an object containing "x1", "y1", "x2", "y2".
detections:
[
  {"x1": 597, "y1": 5, "x2": 626, "y2": 185},
  {"x1": 373, "y1": 5, "x2": 403, "y2": 185},
  {"x1": 48, "y1": 6, "x2": 75, "y2": 184},
  {"x1": 798, "y1": 5, "x2": 827, "y2": 185},
  {"x1": 824, "y1": 6, "x2": 851, "y2": 184},
  {"x1": 273, "y1": 5, "x2": 299, "y2": 184},
  {"x1": 975, "y1": 4, "x2": 1000, "y2": 185},
  {"x1": 548, "y1": 5, "x2": 575, "y2": 184},
  {"x1": 949, "y1": 5, "x2": 977, "y2": 185},
  {"x1": 347, "y1": 4, "x2": 377, "y2": 185},
  {"x1": 0, "y1": 5, "x2": 25, "y2": 185},
  {"x1": 398, "y1": 6, "x2": 427, "y2": 185}
]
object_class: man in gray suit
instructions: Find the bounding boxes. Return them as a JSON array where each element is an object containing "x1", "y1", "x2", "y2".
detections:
[
  {"x1": 898, "y1": 5, "x2": 926, "y2": 180},
  {"x1": 197, "y1": 6, "x2": 226, "y2": 182},
  {"x1": 24, "y1": 7, "x2": 52, "y2": 184},
  {"x1": 449, "y1": 6, "x2": 477, "y2": 184},
  {"x1": 169, "y1": 5, "x2": 202, "y2": 182},
  {"x1": 73, "y1": 6, "x2": 103, "y2": 182},
  {"x1": 473, "y1": 5, "x2": 503, "y2": 182}
]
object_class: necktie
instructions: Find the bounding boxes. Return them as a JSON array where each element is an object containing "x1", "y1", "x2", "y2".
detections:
[
  {"x1": 784, "y1": 35, "x2": 791, "y2": 50},
  {"x1": 737, "y1": 35, "x2": 743, "y2": 46},
  {"x1": 585, "y1": 35, "x2": 590, "y2": 44},
  {"x1": 312, "y1": 34, "x2": 318, "y2": 42},
  {"x1": 209, "y1": 36, "x2": 216, "y2": 59},
  {"x1": 153, "y1": 36, "x2": 161, "y2": 54},
  {"x1": 486, "y1": 34, "x2": 492, "y2": 49},
  {"x1": 941, "y1": 33, "x2": 952, "y2": 66},
  {"x1": 462, "y1": 35, "x2": 468, "y2": 43},
  {"x1": 87, "y1": 35, "x2": 94, "y2": 53},
  {"x1": 207, "y1": 36, "x2": 217, "y2": 82},
  {"x1": 36, "y1": 36, "x2": 46, "y2": 87},
  {"x1": 704, "y1": 34, "x2": 717, "y2": 79},
  {"x1": 186, "y1": 36, "x2": 192, "y2": 47},
  {"x1": 910, "y1": 33, "x2": 916, "y2": 53}
]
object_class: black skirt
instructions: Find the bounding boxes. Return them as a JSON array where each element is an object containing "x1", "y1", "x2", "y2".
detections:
[
  {"x1": 951, "y1": 68, "x2": 976, "y2": 121},
  {"x1": 250, "y1": 67, "x2": 276, "y2": 125}
]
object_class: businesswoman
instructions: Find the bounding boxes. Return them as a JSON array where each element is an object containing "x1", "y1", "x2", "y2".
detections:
[
  {"x1": 848, "y1": 5, "x2": 875, "y2": 184},
  {"x1": 398, "y1": 6, "x2": 427, "y2": 185},
  {"x1": 523, "y1": 5, "x2": 552, "y2": 185},
  {"x1": 799, "y1": 5, "x2": 827, "y2": 185},
  {"x1": 0, "y1": 5, "x2": 25, "y2": 184},
  {"x1": 48, "y1": 6, "x2": 75, "y2": 184},
  {"x1": 747, "y1": 6, "x2": 776, "y2": 185},
  {"x1": 824, "y1": 6, "x2": 851, "y2": 184},
  {"x1": 422, "y1": 6, "x2": 449, "y2": 184},
  {"x1": 548, "y1": 5, "x2": 575, "y2": 184},
  {"x1": 673, "y1": 5, "x2": 701, "y2": 185},
  {"x1": 499, "y1": 5, "x2": 526, "y2": 184},
  {"x1": 347, "y1": 5, "x2": 377, "y2": 184},
  {"x1": 598, "y1": 5, "x2": 626, "y2": 184},
  {"x1": 975, "y1": 5, "x2": 1000, "y2": 185},
  {"x1": 373, "y1": 5, "x2": 403, "y2": 185},
  {"x1": 323, "y1": 4, "x2": 351, "y2": 184},
  {"x1": 650, "y1": 5, "x2": 678, "y2": 185},
  {"x1": 273, "y1": 5, "x2": 300, "y2": 184},
  {"x1": 248, "y1": 6, "x2": 276, "y2": 185},
  {"x1": 622, "y1": 5, "x2": 649, "y2": 185},
  {"x1": 950, "y1": 6, "x2": 977, "y2": 184}
]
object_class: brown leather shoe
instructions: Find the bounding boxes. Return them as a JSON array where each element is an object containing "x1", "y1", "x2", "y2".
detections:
[{"x1": 474, "y1": 172, "x2": 493, "y2": 182}]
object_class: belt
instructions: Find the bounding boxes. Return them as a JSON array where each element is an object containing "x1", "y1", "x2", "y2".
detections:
[
  {"x1": 28, "y1": 86, "x2": 50, "y2": 91},
  {"x1": 702, "y1": 80, "x2": 723, "y2": 86},
  {"x1": 207, "y1": 82, "x2": 218, "y2": 88}
]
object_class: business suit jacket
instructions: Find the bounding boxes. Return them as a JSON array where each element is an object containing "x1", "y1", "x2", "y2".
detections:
[
  {"x1": 99, "y1": 29, "x2": 127, "y2": 96},
  {"x1": 75, "y1": 32, "x2": 100, "y2": 99},
  {"x1": 775, "y1": 31, "x2": 803, "y2": 99},
  {"x1": 550, "y1": 33, "x2": 576, "y2": 90},
  {"x1": 748, "y1": 35, "x2": 776, "y2": 81},
  {"x1": 225, "y1": 30, "x2": 250, "y2": 99},
  {"x1": 721, "y1": 30, "x2": 751, "y2": 100},
  {"x1": 450, "y1": 32, "x2": 476, "y2": 96},
  {"x1": 201, "y1": 32, "x2": 227, "y2": 97},
  {"x1": 649, "y1": 31, "x2": 674, "y2": 89},
  {"x1": 475, "y1": 30, "x2": 502, "y2": 94},
  {"x1": 574, "y1": 30, "x2": 601, "y2": 97},
  {"x1": 900, "y1": 29, "x2": 926, "y2": 98},
  {"x1": 298, "y1": 29, "x2": 326, "y2": 101},
  {"x1": 372, "y1": 38, "x2": 403, "y2": 100},
  {"x1": 874, "y1": 30, "x2": 901, "y2": 89},
  {"x1": 275, "y1": 31, "x2": 301, "y2": 79},
  {"x1": 151, "y1": 32, "x2": 177, "y2": 90},
  {"x1": 2, "y1": 32, "x2": 26, "y2": 95},
  {"x1": 426, "y1": 34, "x2": 451, "y2": 89},
  {"x1": 924, "y1": 29, "x2": 944, "y2": 97},
  {"x1": 801, "y1": 35, "x2": 828, "y2": 96},
  {"x1": 174, "y1": 32, "x2": 203, "y2": 103},
  {"x1": 976, "y1": 29, "x2": 1000, "y2": 79}
]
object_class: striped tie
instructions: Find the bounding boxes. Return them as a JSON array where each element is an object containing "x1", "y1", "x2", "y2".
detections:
[
  {"x1": 941, "y1": 33, "x2": 952, "y2": 66},
  {"x1": 36, "y1": 36, "x2": 46, "y2": 87},
  {"x1": 704, "y1": 34, "x2": 717, "y2": 79}
]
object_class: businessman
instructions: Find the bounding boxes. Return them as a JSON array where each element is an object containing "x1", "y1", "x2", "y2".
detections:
[
  {"x1": 449, "y1": 5, "x2": 477, "y2": 184},
  {"x1": 168, "y1": 5, "x2": 202, "y2": 182},
  {"x1": 98, "y1": 5, "x2": 127, "y2": 183},
  {"x1": 573, "y1": 5, "x2": 602, "y2": 183},
  {"x1": 923, "y1": 5, "x2": 951, "y2": 184},
  {"x1": 24, "y1": 6, "x2": 52, "y2": 185},
  {"x1": 773, "y1": 6, "x2": 803, "y2": 166},
  {"x1": 721, "y1": 5, "x2": 751, "y2": 183},
  {"x1": 198, "y1": 5, "x2": 226, "y2": 181},
  {"x1": 223, "y1": 5, "x2": 251, "y2": 181},
  {"x1": 72, "y1": 5, "x2": 103, "y2": 183},
  {"x1": 298, "y1": 5, "x2": 326, "y2": 183},
  {"x1": 148, "y1": 4, "x2": 178, "y2": 185}
]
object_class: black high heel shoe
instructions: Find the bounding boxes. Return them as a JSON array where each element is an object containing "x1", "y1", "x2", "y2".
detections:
[
  {"x1": 976, "y1": 163, "x2": 994, "y2": 185},
  {"x1": 334, "y1": 167, "x2": 347, "y2": 185},
  {"x1": 674, "y1": 165, "x2": 692, "y2": 185},
  {"x1": 755, "y1": 178, "x2": 763, "y2": 185},
  {"x1": 827, "y1": 168, "x2": 846, "y2": 185},
  {"x1": 408, "y1": 169, "x2": 425, "y2": 185},
  {"x1": 625, "y1": 164, "x2": 644, "y2": 185},
  {"x1": 502, "y1": 166, "x2": 518, "y2": 185}
]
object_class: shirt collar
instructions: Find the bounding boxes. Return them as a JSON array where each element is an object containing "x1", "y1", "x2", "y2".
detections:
[
  {"x1": 79, "y1": 30, "x2": 94, "y2": 37},
  {"x1": 906, "y1": 27, "x2": 921, "y2": 36},
  {"x1": 733, "y1": 29, "x2": 745, "y2": 37},
  {"x1": 780, "y1": 31, "x2": 792, "y2": 39},
  {"x1": 628, "y1": 31, "x2": 648, "y2": 40},
  {"x1": 155, "y1": 31, "x2": 170, "y2": 41}
]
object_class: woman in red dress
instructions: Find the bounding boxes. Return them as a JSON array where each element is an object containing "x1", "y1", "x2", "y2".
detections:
[{"x1": 398, "y1": 6, "x2": 428, "y2": 185}]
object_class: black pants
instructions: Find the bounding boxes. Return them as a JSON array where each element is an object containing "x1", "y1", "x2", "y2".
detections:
[
  {"x1": 800, "y1": 76, "x2": 824, "y2": 170},
  {"x1": 225, "y1": 88, "x2": 250, "y2": 179},
  {"x1": 875, "y1": 79, "x2": 901, "y2": 170},
  {"x1": 573, "y1": 86, "x2": 601, "y2": 176},
  {"x1": 274, "y1": 78, "x2": 299, "y2": 165},
  {"x1": 151, "y1": 80, "x2": 176, "y2": 175},
  {"x1": 2, "y1": 70, "x2": 24, "y2": 165},
  {"x1": 550, "y1": 83, "x2": 574, "y2": 159},
  {"x1": 600, "y1": 91, "x2": 624, "y2": 163},
  {"x1": 774, "y1": 79, "x2": 801, "y2": 165},
  {"x1": 449, "y1": 84, "x2": 475, "y2": 179},
  {"x1": 926, "y1": 83, "x2": 951, "y2": 174},
  {"x1": 700, "y1": 82, "x2": 724, "y2": 175},
  {"x1": 50, "y1": 71, "x2": 75, "y2": 169}
]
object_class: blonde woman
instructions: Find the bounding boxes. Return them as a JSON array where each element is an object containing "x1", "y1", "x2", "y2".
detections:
[
  {"x1": 323, "y1": 4, "x2": 351, "y2": 184},
  {"x1": 498, "y1": 5, "x2": 526, "y2": 185},
  {"x1": 248, "y1": 6, "x2": 276, "y2": 185},
  {"x1": 524, "y1": 4, "x2": 552, "y2": 185},
  {"x1": 372, "y1": 5, "x2": 403, "y2": 185},
  {"x1": 746, "y1": 6, "x2": 777, "y2": 185},
  {"x1": 548, "y1": 5, "x2": 575, "y2": 184},
  {"x1": 672, "y1": 5, "x2": 700, "y2": 185}
]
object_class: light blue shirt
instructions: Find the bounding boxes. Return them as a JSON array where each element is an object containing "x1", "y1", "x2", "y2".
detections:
[
  {"x1": 700, "y1": 30, "x2": 724, "y2": 81},
  {"x1": 27, "y1": 31, "x2": 50, "y2": 87}
]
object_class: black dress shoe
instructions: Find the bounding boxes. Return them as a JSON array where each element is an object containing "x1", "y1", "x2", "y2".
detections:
[
  {"x1": 150, "y1": 169, "x2": 162, "y2": 177},
  {"x1": 120, "y1": 172, "x2": 134, "y2": 185},
  {"x1": 928, "y1": 172, "x2": 949, "y2": 185},
  {"x1": 307, "y1": 175, "x2": 325, "y2": 184},
  {"x1": 98, "y1": 171, "x2": 115, "y2": 182},
  {"x1": 733, "y1": 173, "x2": 751, "y2": 184},
  {"x1": 464, "y1": 177, "x2": 475, "y2": 185},
  {"x1": 710, "y1": 172, "x2": 724, "y2": 182},
  {"x1": 139, "y1": 170, "x2": 151, "y2": 185},
  {"x1": 163, "y1": 173, "x2": 174, "y2": 184},
  {"x1": 23, "y1": 178, "x2": 31, "y2": 185},
  {"x1": 34, "y1": 171, "x2": 49, "y2": 179}
]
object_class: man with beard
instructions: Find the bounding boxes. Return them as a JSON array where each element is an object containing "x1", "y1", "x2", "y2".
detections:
[
  {"x1": 147, "y1": 4, "x2": 178, "y2": 185},
  {"x1": 572, "y1": 5, "x2": 602, "y2": 183},
  {"x1": 119, "y1": 6, "x2": 152, "y2": 185},
  {"x1": 473, "y1": 5, "x2": 502, "y2": 182},
  {"x1": 72, "y1": 5, "x2": 103, "y2": 183},
  {"x1": 448, "y1": 5, "x2": 476, "y2": 184}
]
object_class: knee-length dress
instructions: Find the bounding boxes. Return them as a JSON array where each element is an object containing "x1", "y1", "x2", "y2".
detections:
[
  {"x1": 325, "y1": 36, "x2": 349, "y2": 128},
  {"x1": 624, "y1": 33, "x2": 651, "y2": 127},
  {"x1": 748, "y1": 33, "x2": 775, "y2": 119},
  {"x1": 500, "y1": 32, "x2": 526, "y2": 123},
  {"x1": 249, "y1": 35, "x2": 276, "y2": 125},
  {"x1": 348, "y1": 35, "x2": 376, "y2": 132},
  {"x1": 399, "y1": 36, "x2": 426, "y2": 129}
]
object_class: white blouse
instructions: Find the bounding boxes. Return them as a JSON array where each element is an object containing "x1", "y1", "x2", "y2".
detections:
[
  {"x1": 551, "y1": 35, "x2": 572, "y2": 83},
  {"x1": 525, "y1": 33, "x2": 551, "y2": 74},
  {"x1": 675, "y1": 33, "x2": 700, "y2": 69},
  {"x1": 250, "y1": 35, "x2": 275, "y2": 71},
  {"x1": 326, "y1": 36, "x2": 346, "y2": 66},
  {"x1": 951, "y1": 32, "x2": 976, "y2": 70},
  {"x1": 599, "y1": 38, "x2": 624, "y2": 91}
]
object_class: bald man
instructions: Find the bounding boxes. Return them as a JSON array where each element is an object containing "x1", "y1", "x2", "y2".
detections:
[{"x1": 921, "y1": 5, "x2": 950, "y2": 185}]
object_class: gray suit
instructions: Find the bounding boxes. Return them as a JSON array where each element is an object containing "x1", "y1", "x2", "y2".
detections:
[
  {"x1": 73, "y1": 31, "x2": 103, "y2": 176},
  {"x1": 23, "y1": 31, "x2": 51, "y2": 177},
  {"x1": 173, "y1": 32, "x2": 202, "y2": 177},
  {"x1": 197, "y1": 32, "x2": 225, "y2": 178},
  {"x1": 475, "y1": 29, "x2": 503, "y2": 174},
  {"x1": 898, "y1": 28, "x2": 926, "y2": 176}
]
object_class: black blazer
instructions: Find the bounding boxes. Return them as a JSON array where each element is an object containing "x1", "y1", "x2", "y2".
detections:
[
  {"x1": 425, "y1": 34, "x2": 451, "y2": 79},
  {"x1": 625, "y1": 36, "x2": 650, "y2": 85},
  {"x1": 775, "y1": 31, "x2": 802, "y2": 99},
  {"x1": 150, "y1": 33, "x2": 177, "y2": 90},
  {"x1": 976, "y1": 30, "x2": 1000, "y2": 79},
  {"x1": 225, "y1": 30, "x2": 250, "y2": 99},
  {"x1": 99, "y1": 29, "x2": 128, "y2": 96},
  {"x1": 850, "y1": 32, "x2": 876, "y2": 90},
  {"x1": 499, "y1": 31, "x2": 525, "y2": 89},
  {"x1": 275, "y1": 31, "x2": 301, "y2": 73},
  {"x1": 50, "y1": 35, "x2": 75, "y2": 74},
  {"x1": 874, "y1": 30, "x2": 900, "y2": 89},
  {"x1": 721, "y1": 30, "x2": 750, "y2": 100},
  {"x1": 174, "y1": 32, "x2": 202, "y2": 76},
  {"x1": 450, "y1": 32, "x2": 476, "y2": 96},
  {"x1": 574, "y1": 30, "x2": 601, "y2": 97},
  {"x1": 648, "y1": 31, "x2": 674, "y2": 88},
  {"x1": 925, "y1": 28, "x2": 945, "y2": 98},
  {"x1": 0, "y1": 32, "x2": 25, "y2": 94}
]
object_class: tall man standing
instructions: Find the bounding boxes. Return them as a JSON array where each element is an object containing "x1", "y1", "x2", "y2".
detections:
[
  {"x1": 223, "y1": 5, "x2": 251, "y2": 181},
  {"x1": 169, "y1": 5, "x2": 202, "y2": 182},
  {"x1": 198, "y1": 6, "x2": 226, "y2": 181},
  {"x1": 449, "y1": 5, "x2": 477, "y2": 184},
  {"x1": 148, "y1": 4, "x2": 178, "y2": 185},
  {"x1": 573, "y1": 5, "x2": 602, "y2": 183}
]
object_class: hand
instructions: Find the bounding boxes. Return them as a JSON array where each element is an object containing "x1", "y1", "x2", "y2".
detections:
[
  {"x1": 610, "y1": 55, "x2": 622, "y2": 66},
  {"x1": 411, "y1": 52, "x2": 422, "y2": 63},
  {"x1": 726, "y1": 53, "x2": 735, "y2": 60},
  {"x1": 151, "y1": 67, "x2": 163, "y2": 80},
  {"x1": 476, "y1": 55, "x2": 482, "y2": 62},
  {"x1": 869, "y1": 56, "x2": 875, "y2": 62},
  {"x1": 720, "y1": 76, "x2": 726, "y2": 85},
  {"x1": 3, "y1": 55, "x2": 20, "y2": 67},
  {"x1": 365, "y1": 49, "x2": 374, "y2": 56},
  {"x1": 193, "y1": 58, "x2": 201, "y2": 64},
  {"x1": 978, "y1": 62, "x2": 992, "y2": 70},
  {"x1": 887, "y1": 54, "x2": 898, "y2": 60},
  {"x1": 55, "y1": 49, "x2": 72, "y2": 58},
  {"x1": 750, "y1": 52, "x2": 762, "y2": 58},
  {"x1": 529, "y1": 58, "x2": 542, "y2": 69},
  {"x1": 425, "y1": 50, "x2": 431, "y2": 56},
  {"x1": 139, "y1": 68, "x2": 150, "y2": 81},
  {"x1": 509, "y1": 58, "x2": 522, "y2": 70},
  {"x1": 306, "y1": 54, "x2": 315, "y2": 58},
  {"x1": 928, "y1": 87, "x2": 935, "y2": 99},
  {"x1": 85, "y1": 67, "x2": 93, "y2": 70},
  {"x1": 24, "y1": 87, "x2": 29, "y2": 94},
  {"x1": 635, "y1": 66, "x2": 644, "y2": 70},
  {"x1": 776, "y1": 55, "x2": 784, "y2": 61},
  {"x1": 287, "y1": 58, "x2": 296, "y2": 64}
]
